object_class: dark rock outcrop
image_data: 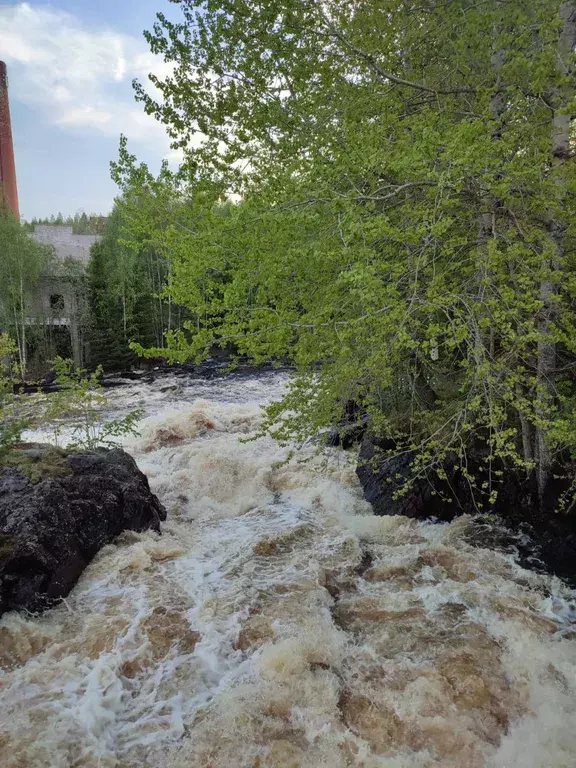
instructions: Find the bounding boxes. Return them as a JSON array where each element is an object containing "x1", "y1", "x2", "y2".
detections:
[
  {"x1": 0, "y1": 445, "x2": 166, "y2": 617},
  {"x1": 324, "y1": 401, "x2": 368, "y2": 449},
  {"x1": 325, "y1": 420, "x2": 368, "y2": 450},
  {"x1": 356, "y1": 434, "x2": 474, "y2": 520},
  {"x1": 356, "y1": 433, "x2": 576, "y2": 584},
  {"x1": 356, "y1": 433, "x2": 550, "y2": 520}
]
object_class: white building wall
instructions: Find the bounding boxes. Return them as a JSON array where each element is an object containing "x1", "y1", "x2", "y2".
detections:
[
  {"x1": 27, "y1": 225, "x2": 102, "y2": 366},
  {"x1": 32, "y1": 225, "x2": 100, "y2": 265}
]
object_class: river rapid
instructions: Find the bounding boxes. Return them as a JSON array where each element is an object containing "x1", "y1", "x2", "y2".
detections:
[{"x1": 1, "y1": 370, "x2": 576, "y2": 768}]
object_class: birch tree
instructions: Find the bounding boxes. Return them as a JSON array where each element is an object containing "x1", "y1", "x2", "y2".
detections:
[
  {"x1": 116, "y1": 0, "x2": 576, "y2": 508},
  {"x1": 0, "y1": 209, "x2": 50, "y2": 376}
]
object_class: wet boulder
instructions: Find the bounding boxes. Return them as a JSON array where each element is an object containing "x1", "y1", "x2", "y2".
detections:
[
  {"x1": 0, "y1": 445, "x2": 166, "y2": 617},
  {"x1": 356, "y1": 433, "x2": 576, "y2": 584},
  {"x1": 356, "y1": 434, "x2": 468, "y2": 520}
]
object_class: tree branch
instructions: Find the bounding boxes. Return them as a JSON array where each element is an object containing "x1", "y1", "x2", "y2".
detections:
[{"x1": 322, "y1": 22, "x2": 476, "y2": 95}]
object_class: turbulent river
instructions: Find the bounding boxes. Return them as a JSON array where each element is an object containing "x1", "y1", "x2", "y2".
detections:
[{"x1": 2, "y1": 370, "x2": 576, "y2": 768}]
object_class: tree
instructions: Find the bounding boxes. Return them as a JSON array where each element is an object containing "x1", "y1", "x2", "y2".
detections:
[
  {"x1": 116, "y1": 0, "x2": 576, "y2": 508},
  {"x1": 0, "y1": 208, "x2": 52, "y2": 375},
  {"x1": 0, "y1": 332, "x2": 26, "y2": 451},
  {"x1": 88, "y1": 202, "x2": 183, "y2": 371},
  {"x1": 89, "y1": 208, "x2": 138, "y2": 371}
]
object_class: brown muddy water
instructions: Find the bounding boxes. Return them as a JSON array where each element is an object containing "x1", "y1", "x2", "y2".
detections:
[{"x1": 1, "y1": 371, "x2": 576, "y2": 768}]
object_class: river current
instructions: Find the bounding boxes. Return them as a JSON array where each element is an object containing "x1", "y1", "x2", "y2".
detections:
[{"x1": 2, "y1": 370, "x2": 576, "y2": 767}]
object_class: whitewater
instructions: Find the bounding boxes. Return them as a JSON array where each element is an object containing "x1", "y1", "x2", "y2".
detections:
[{"x1": 1, "y1": 370, "x2": 576, "y2": 768}]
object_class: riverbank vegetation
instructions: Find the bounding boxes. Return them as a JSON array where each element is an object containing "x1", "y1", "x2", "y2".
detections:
[
  {"x1": 0, "y1": 210, "x2": 53, "y2": 375},
  {"x1": 0, "y1": 344, "x2": 143, "y2": 455},
  {"x1": 110, "y1": 0, "x2": 576, "y2": 509}
]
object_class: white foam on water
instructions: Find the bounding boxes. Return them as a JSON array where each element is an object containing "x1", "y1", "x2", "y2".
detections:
[{"x1": 3, "y1": 372, "x2": 576, "y2": 767}]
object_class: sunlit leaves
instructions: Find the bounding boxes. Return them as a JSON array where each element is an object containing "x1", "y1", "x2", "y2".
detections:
[{"x1": 114, "y1": 0, "x2": 576, "y2": 502}]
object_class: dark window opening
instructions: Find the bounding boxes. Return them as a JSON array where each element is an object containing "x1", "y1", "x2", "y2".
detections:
[
  {"x1": 50, "y1": 294, "x2": 65, "y2": 312},
  {"x1": 51, "y1": 325, "x2": 73, "y2": 359}
]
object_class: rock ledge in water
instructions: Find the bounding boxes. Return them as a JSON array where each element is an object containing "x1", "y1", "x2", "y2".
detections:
[
  {"x1": 356, "y1": 434, "x2": 471, "y2": 520},
  {"x1": 356, "y1": 433, "x2": 576, "y2": 584},
  {"x1": 0, "y1": 445, "x2": 166, "y2": 617}
]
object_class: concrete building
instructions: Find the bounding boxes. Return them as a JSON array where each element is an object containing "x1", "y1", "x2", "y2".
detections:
[
  {"x1": 32, "y1": 226, "x2": 100, "y2": 265},
  {"x1": 27, "y1": 225, "x2": 101, "y2": 367}
]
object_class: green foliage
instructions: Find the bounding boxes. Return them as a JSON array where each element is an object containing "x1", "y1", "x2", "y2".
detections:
[
  {"x1": 115, "y1": 0, "x2": 576, "y2": 505},
  {"x1": 1, "y1": 340, "x2": 143, "y2": 454},
  {"x1": 0, "y1": 208, "x2": 52, "y2": 374},
  {"x1": 88, "y1": 203, "x2": 187, "y2": 371},
  {"x1": 0, "y1": 333, "x2": 28, "y2": 452},
  {"x1": 43, "y1": 357, "x2": 144, "y2": 450}
]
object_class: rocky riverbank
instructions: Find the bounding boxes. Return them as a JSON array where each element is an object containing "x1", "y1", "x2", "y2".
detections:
[{"x1": 355, "y1": 432, "x2": 576, "y2": 585}]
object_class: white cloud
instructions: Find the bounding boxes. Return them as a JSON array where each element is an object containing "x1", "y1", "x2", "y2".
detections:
[
  {"x1": 0, "y1": 2, "x2": 176, "y2": 153},
  {"x1": 58, "y1": 107, "x2": 113, "y2": 127},
  {"x1": 164, "y1": 146, "x2": 186, "y2": 165}
]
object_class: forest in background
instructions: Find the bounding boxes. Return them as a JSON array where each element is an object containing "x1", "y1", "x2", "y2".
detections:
[
  {"x1": 88, "y1": 202, "x2": 186, "y2": 371},
  {"x1": 22, "y1": 212, "x2": 108, "y2": 235},
  {"x1": 0, "y1": 204, "x2": 180, "y2": 375}
]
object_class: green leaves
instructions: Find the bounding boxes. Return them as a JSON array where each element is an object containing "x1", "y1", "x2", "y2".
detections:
[
  {"x1": 111, "y1": 0, "x2": 576, "y2": 507},
  {"x1": 44, "y1": 357, "x2": 144, "y2": 450},
  {"x1": 0, "y1": 333, "x2": 28, "y2": 453}
]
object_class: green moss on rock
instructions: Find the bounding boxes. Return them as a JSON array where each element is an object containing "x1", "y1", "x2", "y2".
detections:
[
  {"x1": 1, "y1": 447, "x2": 72, "y2": 484},
  {"x1": 0, "y1": 533, "x2": 15, "y2": 560}
]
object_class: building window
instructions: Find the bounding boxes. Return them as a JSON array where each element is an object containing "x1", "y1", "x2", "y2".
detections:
[{"x1": 50, "y1": 294, "x2": 65, "y2": 312}]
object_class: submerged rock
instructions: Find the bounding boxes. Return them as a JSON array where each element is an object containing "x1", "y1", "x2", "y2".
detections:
[{"x1": 0, "y1": 445, "x2": 166, "y2": 617}]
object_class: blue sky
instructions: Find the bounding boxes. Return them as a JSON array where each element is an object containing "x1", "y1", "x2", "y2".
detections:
[{"x1": 0, "y1": 1, "x2": 179, "y2": 220}]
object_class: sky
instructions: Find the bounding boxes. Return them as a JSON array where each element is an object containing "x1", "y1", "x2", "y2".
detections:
[{"x1": 0, "y1": 0, "x2": 181, "y2": 220}]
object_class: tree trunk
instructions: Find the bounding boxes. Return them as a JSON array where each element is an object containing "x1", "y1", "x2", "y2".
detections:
[
  {"x1": 534, "y1": 0, "x2": 576, "y2": 501},
  {"x1": 19, "y1": 276, "x2": 26, "y2": 376},
  {"x1": 477, "y1": 36, "x2": 505, "y2": 245},
  {"x1": 519, "y1": 407, "x2": 534, "y2": 466},
  {"x1": 413, "y1": 369, "x2": 437, "y2": 410},
  {"x1": 12, "y1": 302, "x2": 23, "y2": 375}
]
